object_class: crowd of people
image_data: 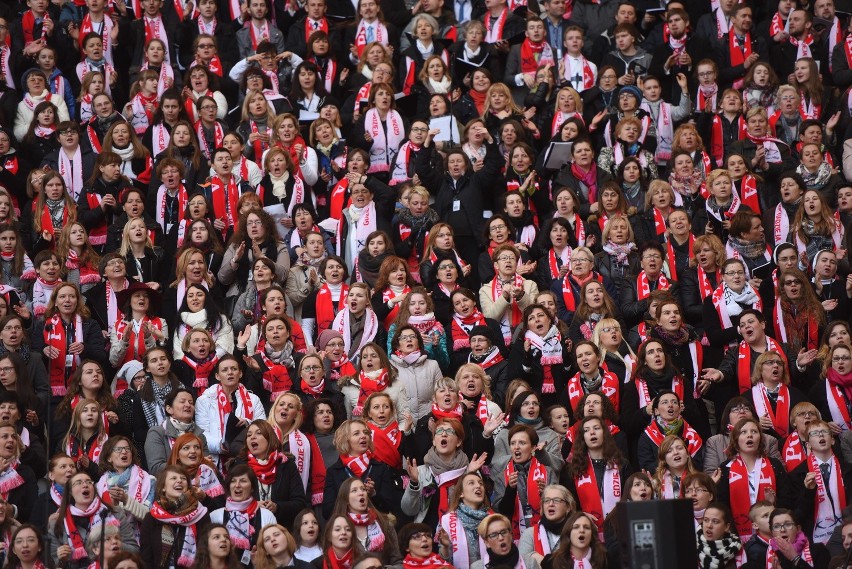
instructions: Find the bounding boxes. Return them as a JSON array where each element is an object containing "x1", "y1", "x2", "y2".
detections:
[{"x1": 3, "y1": 0, "x2": 852, "y2": 567}]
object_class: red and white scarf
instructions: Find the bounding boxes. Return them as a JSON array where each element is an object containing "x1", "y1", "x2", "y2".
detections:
[
  {"x1": 789, "y1": 33, "x2": 814, "y2": 60},
  {"x1": 566, "y1": 370, "x2": 619, "y2": 413},
  {"x1": 78, "y1": 14, "x2": 114, "y2": 63},
  {"x1": 259, "y1": 350, "x2": 293, "y2": 402},
  {"x1": 180, "y1": 353, "x2": 217, "y2": 394},
  {"x1": 441, "y1": 511, "x2": 488, "y2": 569},
  {"x1": 143, "y1": 16, "x2": 170, "y2": 62},
  {"x1": 114, "y1": 316, "x2": 163, "y2": 366},
  {"x1": 332, "y1": 308, "x2": 379, "y2": 361},
  {"x1": 450, "y1": 309, "x2": 486, "y2": 350},
  {"x1": 825, "y1": 380, "x2": 852, "y2": 431},
  {"x1": 505, "y1": 458, "x2": 547, "y2": 539},
  {"x1": 490, "y1": 274, "x2": 525, "y2": 344},
  {"x1": 751, "y1": 383, "x2": 790, "y2": 437},
  {"x1": 484, "y1": 8, "x2": 508, "y2": 43},
  {"x1": 224, "y1": 497, "x2": 259, "y2": 549},
  {"x1": 641, "y1": 101, "x2": 673, "y2": 163},
  {"x1": 635, "y1": 375, "x2": 683, "y2": 408},
  {"x1": 316, "y1": 283, "x2": 348, "y2": 335},
  {"x1": 354, "y1": 20, "x2": 387, "y2": 55},
  {"x1": 808, "y1": 452, "x2": 845, "y2": 543},
  {"x1": 645, "y1": 419, "x2": 702, "y2": 457},
  {"x1": 736, "y1": 338, "x2": 784, "y2": 394},
  {"x1": 44, "y1": 313, "x2": 84, "y2": 396},
  {"x1": 338, "y1": 202, "x2": 378, "y2": 273},
  {"x1": 782, "y1": 430, "x2": 807, "y2": 473},
  {"x1": 154, "y1": 183, "x2": 187, "y2": 234},
  {"x1": 149, "y1": 500, "x2": 208, "y2": 567},
  {"x1": 58, "y1": 146, "x2": 84, "y2": 202},
  {"x1": 65, "y1": 498, "x2": 120, "y2": 560},
  {"x1": 519, "y1": 39, "x2": 554, "y2": 74},
  {"x1": 575, "y1": 457, "x2": 620, "y2": 539},
  {"x1": 348, "y1": 511, "x2": 385, "y2": 551},
  {"x1": 524, "y1": 326, "x2": 562, "y2": 393},
  {"x1": 0, "y1": 460, "x2": 24, "y2": 500},
  {"x1": 561, "y1": 55, "x2": 595, "y2": 92},
  {"x1": 729, "y1": 455, "x2": 776, "y2": 537},
  {"x1": 210, "y1": 175, "x2": 239, "y2": 237},
  {"x1": 214, "y1": 384, "x2": 255, "y2": 438},
  {"x1": 636, "y1": 271, "x2": 669, "y2": 301},
  {"x1": 151, "y1": 123, "x2": 171, "y2": 162},
  {"x1": 341, "y1": 451, "x2": 372, "y2": 477},
  {"x1": 364, "y1": 108, "x2": 404, "y2": 173},
  {"x1": 195, "y1": 119, "x2": 224, "y2": 160}
]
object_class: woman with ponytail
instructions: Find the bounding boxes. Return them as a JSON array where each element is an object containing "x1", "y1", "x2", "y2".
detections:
[
  {"x1": 140, "y1": 465, "x2": 210, "y2": 569},
  {"x1": 31, "y1": 454, "x2": 75, "y2": 532},
  {"x1": 48, "y1": 471, "x2": 137, "y2": 569}
]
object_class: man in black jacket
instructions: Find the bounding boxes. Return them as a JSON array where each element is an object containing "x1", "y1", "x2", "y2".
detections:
[{"x1": 649, "y1": 8, "x2": 714, "y2": 105}]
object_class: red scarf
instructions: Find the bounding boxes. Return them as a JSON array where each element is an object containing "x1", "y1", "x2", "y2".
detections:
[
  {"x1": 728, "y1": 31, "x2": 753, "y2": 67},
  {"x1": 259, "y1": 350, "x2": 293, "y2": 401},
  {"x1": 710, "y1": 114, "x2": 746, "y2": 165},
  {"x1": 729, "y1": 455, "x2": 776, "y2": 537},
  {"x1": 570, "y1": 162, "x2": 598, "y2": 203},
  {"x1": 491, "y1": 275, "x2": 524, "y2": 344},
  {"x1": 210, "y1": 175, "x2": 239, "y2": 238},
  {"x1": 450, "y1": 310, "x2": 486, "y2": 350},
  {"x1": 44, "y1": 313, "x2": 83, "y2": 396},
  {"x1": 324, "y1": 549, "x2": 353, "y2": 569},
  {"x1": 341, "y1": 452, "x2": 371, "y2": 477},
  {"x1": 566, "y1": 371, "x2": 619, "y2": 414},
  {"x1": 736, "y1": 338, "x2": 786, "y2": 394},
  {"x1": 356, "y1": 369, "x2": 389, "y2": 412},
  {"x1": 560, "y1": 272, "x2": 602, "y2": 313},
  {"x1": 21, "y1": 10, "x2": 48, "y2": 45},
  {"x1": 305, "y1": 17, "x2": 329, "y2": 42},
  {"x1": 380, "y1": 285, "x2": 410, "y2": 329},
  {"x1": 751, "y1": 383, "x2": 790, "y2": 437},
  {"x1": 644, "y1": 419, "x2": 702, "y2": 457},
  {"x1": 181, "y1": 353, "x2": 218, "y2": 394},
  {"x1": 216, "y1": 384, "x2": 255, "y2": 438},
  {"x1": 520, "y1": 39, "x2": 554, "y2": 74},
  {"x1": 316, "y1": 283, "x2": 348, "y2": 336},
  {"x1": 636, "y1": 271, "x2": 669, "y2": 300},
  {"x1": 247, "y1": 450, "x2": 282, "y2": 485},
  {"x1": 195, "y1": 119, "x2": 223, "y2": 160},
  {"x1": 782, "y1": 431, "x2": 806, "y2": 473},
  {"x1": 403, "y1": 554, "x2": 449, "y2": 569},
  {"x1": 249, "y1": 120, "x2": 271, "y2": 162},
  {"x1": 114, "y1": 316, "x2": 163, "y2": 367},
  {"x1": 738, "y1": 175, "x2": 760, "y2": 213},
  {"x1": 665, "y1": 236, "x2": 693, "y2": 282},
  {"x1": 575, "y1": 457, "x2": 620, "y2": 538},
  {"x1": 368, "y1": 421, "x2": 401, "y2": 469},
  {"x1": 505, "y1": 458, "x2": 547, "y2": 539}
]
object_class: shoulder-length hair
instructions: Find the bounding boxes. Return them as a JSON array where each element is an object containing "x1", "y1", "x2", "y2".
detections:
[
  {"x1": 332, "y1": 418, "x2": 373, "y2": 455},
  {"x1": 775, "y1": 268, "x2": 826, "y2": 327},
  {"x1": 33, "y1": 171, "x2": 77, "y2": 234},
  {"x1": 393, "y1": 287, "x2": 434, "y2": 329},
  {"x1": 228, "y1": 209, "x2": 282, "y2": 248},
  {"x1": 44, "y1": 282, "x2": 89, "y2": 320},
  {"x1": 573, "y1": 281, "x2": 617, "y2": 322},
  {"x1": 241, "y1": 89, "x2": 275, "y2": 124},
  {"x1": 689, "y1": 234, "x2": 726, "y2": 269},
  {"x1": 0, "y1": 224, "x2": 25, "y2": 276},
  {"x1": 254, "y1": 524, "x2": 298, "y2": 569},
  {"x1": 792, "y1": 190, "x2": 836, "y2": 245},
  {"x1": 103, "y1": 121, "x2": 149, "y2": 160},
  {"x1": 482, "y1": 83, "x2": 522, "y2": 117},
  {"x1": 165, "y1": 120, "x2": 202, "y2": 170},
  {"x1": 24, "y1": 101, "x2": 59, "y2": 143},
  {"x1": 417, "y1": 54, "x2": 451, "y2": 85},
  {"x1": 177, "y1": 218, "x2": 224, "y2": 256},
  {"x1": 724, "y1": 417, "x2": 766, "y2": 458},
  {"x1": 99, "y1": 435, "x2": 141, "y2": 475},
  {"x1": 653, "y1": 434, "x2": 698, "y2": 492},
  {"x1": 54, "y1": 470, "x2": 115, "y2": 538},
  {"x1": 670, "y1": 123, "x2": 705, "y2": 154},
  {"x1": 373, "y1": 256, "x2": 414, "y2": 292},
  {"x1": 55, "y1": 360, "x2": 115, "y2": 419},
  {"x1": 750, "y1": 350, "x2": 790, "y2": 387},
  {"x1": 171, "y1": 247, "x2": 215, "y2": 288},
  {"x1": 548, "y1": 511, "x2": 607, "y2": 569}
]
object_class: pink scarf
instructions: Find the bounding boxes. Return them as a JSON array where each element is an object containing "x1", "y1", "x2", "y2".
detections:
[{"x1": 827, "y1": 367, "x2": 852, "y2": 402}]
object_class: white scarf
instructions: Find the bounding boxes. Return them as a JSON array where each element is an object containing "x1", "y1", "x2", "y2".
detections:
[
  {"x1": 270, "y1": 171, "x2": 289, "y2": 199},
  {"x1": 141, "y1": 61, "x2": 174, "y2": 97},
  {"x1": 717, "y1": 283, "x2": 758, "y2": 324},
  {"x1": 0, "y1": 47, "x2": 12, "y2": 89},
  {"x1": 332, "y1": 307, "x2": 379, "y2": 357},
  {"x1": 364, "y1": 108, "x2": 405, "y2": 173},
  {"x1": 144, "y1": 16, "x2": 171, "y2": 62},
  {"x1": 809, "y1": 453, "x2": 845, "y2": 543},
  {"x1": 441, "y1": 511, "x2": 488, "y2": 569},
  {"x1": 340, "y1": 202, "x2": 377, "y2": 268},
  {"x1": 58, "y1": 146, "x2": 83, "y2": 202},
  {"x1": 289, "y1": 430, "x2": 312, "y2": 495},
  {"x1": 641, "y1": 100, "x2": 673, "y2": 163},
  {"x1": 151, "y1": 123, "x2": 170, "y2": 158},
  {"x1": 524, "y1": 325, "x2": 562, "y2": 365},
  {"x1": 428, "y1": 76, "x2": 452, "y2": 94}
]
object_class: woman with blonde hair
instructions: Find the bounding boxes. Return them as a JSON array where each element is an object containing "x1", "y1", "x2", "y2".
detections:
[
  {"x1": 162, "y1": 247, "x2": 218, "y2": 326},
  {"x1": 269, "y1": 113, "x2": 319, "y2": 186},
  {"x1": 118, "y1": 217, "x2": 163, "y2": 289},
  {"x1": 548, "y1": 86, "x2": 584, "y2": 138},
  {"x1": 651, "y1": 435, "x2": 698, "y2": 499},
  {"x1": 744, "y1": 350, "x2": 806, "y2": 443},
  {"x1": 633, "y1": 179, "x2": 675, "y2": 244},
  {"x1": 472, "y1": 514, "x2": 523, "y2": 569},
  {"x1": 594, "y1": 215, "x2": 637, "y2": 283},
  {"x1": 790, "y1": 188, "x2": 848, "y2": 264},
  {"x1": 591, "y1": 317, "x2": 636, "y2": 385},
  {"x1": 321, "y1": 418, "x2": 402, "y2": 518},
  {"x1": 482, "y1": 83, "x2": 526, "y2": 136},
  {"x1": 679, "y1": 234, "x2": 726, "y2": 324},
  {"x1": 236, "y1": 89, "x2": 275, "y2": 164}
]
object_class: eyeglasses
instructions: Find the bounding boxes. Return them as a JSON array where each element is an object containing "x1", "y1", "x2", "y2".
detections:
[
  {"x1": 761, "y1": 360, "x2": 784, "y2": 367},
  {"x1": 542, "y1": 497, "x2": 568, "y2": 505},
  {"x1": 600, "y1": 327, "x2": 620, "y2": 334},
  {"x1": 684, "y1": 487, "x2": 709, "y2": 495},
  {"x1": 437, "y1": 264, "x2": 456, "y2": 270},
  {"x1": 1, "y1": 326, "x2": 20, "y2": 332},
  {"x1": 246, "y1": 220, "x2": 263, "y2": 226},
  {"x1": 111, "y1": 446, "x2": 131, "y2": 454},
  {"x1": 808, "y1": 429, "x2": 829, "y2": 438},
  {"x1": 833, "y1": 355, "x2": 852, "y2": 362},
  {"x1": 486, "y1": 529, "x2": 511, "y2": 540},
  {"x1": 105, "y1": 259, "x2": 125, "y2": 267},
  {"x1": 772, "y1": 522, "x2": 796, "y2": 531},
  {"x1": 0, "y1": 367, "x2": 14, "y2": 374},
  {"x1": 571, "y1": 257, "x2": 592, "y2": 264},
  {"x1": 199, "y1": 105, "x2": 217, "y2": 111},
  {"x1": 783, "y1": 280, "x2": 801, "y2": 286},
  {"x1": 410, "y1": 532, "x2": 432, "y2": 540},
  {"x1": 490, "y1": 224, "x2": 508, "y2": 231},
  {"x1": 0, "y1": 25, "x2": 7, "y2": 30},
  {"x1": 642, "y1": 254, "x2": 662, "y2": 260},
  {"x1": 730, "y1": 405, "x2": 750, "y2": 413},
  {"x1": 434, "y1": 428, "x2": 457, "y2": 436},
  {"x1": 496, "y1": 256, "x2": 516, "y2": 262},
  {"x1": 398, "y1": 334, "x2": 418, "y2": 341},
  {"x1": 724, "y1": 270, "x2": 745, "y2": 276},
  {"x1": 302, "y1": 365, "x2": 323, "y2": 372},
  {"x1": 60, "y1": 129, "x2": 77, "y2": 135},
  {"x1": 71, "y1": 479, "x2": 94, "y2": 487},
  {"x1": 410, "y1": 127, "x2": 428, "y2": 133}
]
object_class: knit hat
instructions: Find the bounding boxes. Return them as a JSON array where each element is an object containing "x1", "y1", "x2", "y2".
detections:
[
  {"x1": 618, "y1": 84, "x2": 642, "y2": 102},
  {"x1": 468, "y1": 325, "x2": 495, "y2": 345},
  {"x1": 113, "y1": 360, "x2": 145, "y2": 394},
  {"x1": 318, "y1": 329, "x2": 344, "y2": 351}
]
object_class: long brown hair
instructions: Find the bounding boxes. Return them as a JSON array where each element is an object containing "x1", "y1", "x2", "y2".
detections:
[
  {"x1": 573, "y1": 281, "x2": 618, "y2": 322},
  {"x1": 568, "y1": 416, "x2": 623, "y2": 478},
  {"x1": 547, "y1": 512, "x2": 607, "y2": 569}
]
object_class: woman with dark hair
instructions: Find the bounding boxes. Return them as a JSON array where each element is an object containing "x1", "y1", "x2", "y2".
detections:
[
  {"x1": 229, "y1": 256, "x2": 281, "y2": 335},
  {"x1": 256, "y1": 147, "x2": 314, "y2": 218},
  {"x1": 696, "y1": 503, "x2": 741, "y2": 569},
  {"x1": 302, "y1": 398, "x2": 346, "y2": 470},
  {"x1": 144, "y1": 387, "x2": 208, "y2": 475},
  {"x1": 47, "y1": 471, "x2": 138, "y2": 569},
  {"x1": 142, "y1": 89, "x2": 187, "y2": 160},
  {"x1": 21, "y1": 101, "x2": 60, "y2": 165},
  {"x1": 318, "y1": 515, "x2": 359, "y2": 569},
  {"x1": 96, "y1": 435, "x2": 155, "y2": 525},
  {"x1": 171, "y1": 283, "x2": 234, "y2": 361},
  {"x1": 209, "y1": 465, "x2": 276, "y2": 558},
  {"x1": 716, "y1": 418, "x2": 793, "y2": 544},
  {"x1": 370, "y1": 256, "x2": 414, "y2": 331},
  {"x1": 187, "y1": 524, "x2": 241, "y2": 569},
  {"x1": 239, "y1": 316, "x2": 302, "y2": 403},
  {"x1": 635, "y1": 389, "x2": 704, "y2": 473},
  {"x1": 541, "y1": 511, "x2": 607, "y2": 569},
  {"x1": 300, "y1": 256, "x2": 350, "y2": 347},
  {"x1": 703, "y1": 397, "x2": 782, "y2": 475},
  {"x1": 232, "y1": 420, "x2": 308, "y2": 524},
  {"x1": 75, "y1": 151, "x2": 132, "y2": 254},
  {"x1": 535, "y1": 217, "x2": 575, "y2": 291},
  {"x1": 156, "y1": 120, "x2": 210, "y2": 190},
  {"x1": 566, "y1": 281, "x2": 622, "y2": 345},
  {"x1": 6, "y1": 524, "x2": 48, "y2": 569},
  {"x1": 109, "y1": 283, "x2": 167, "y2": 369},
  {"x1": 560, "y1": 416, "x2": 632, "y2": 539},
  {"x1": 290, "y1": 61, "x2": 327, "y2": 115},
  {"x1": 219, "y1": 209, "x2": 290, "y2": 311},
  {"x1": 508, "y1": 304, "x2": 571, "y2": 407},
  {"x1": 565, "y1": 341, "x2": 621, "y2": 418},
  {"x1": 770, "y1": 268, "x2": 826, "y2": 364},
  {"x1": 331, "y1": 477, "x2": 402, "y2": 564},
  {"x1": 140, "y1": 465, "x2": 210, "y2": 569},
  {"x1": 284, "y1": 202, "x2": 334, "y2": 266},
  {"x1": 49, "y1": 361, "x2": 118, "y2": 455},
  {"x1": 564, "y1": 392, "x2": 628, "y2": 460}
]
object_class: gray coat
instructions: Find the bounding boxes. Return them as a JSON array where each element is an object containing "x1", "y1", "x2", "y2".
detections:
[
  {"x1": 47, "y1": 508, "x2": 139, "y2": 569},
  {"x1": 144, "y1": 421, "x2": 209, "y2": 475}
]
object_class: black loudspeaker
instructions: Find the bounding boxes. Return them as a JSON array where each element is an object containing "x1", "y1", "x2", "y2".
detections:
[{"x1": 615, "y1": 499, "x2": 697, "y2": 569}]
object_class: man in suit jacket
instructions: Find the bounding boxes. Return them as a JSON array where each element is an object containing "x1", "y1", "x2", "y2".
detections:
[
  {"x1": 649, "y1": 8, "x2": 714, "y2": 105},
  {"x1": 236, "y1": 0, "x2": 286, "y2": 59},
  {"x1": 129, "y1": 0, "x2": 181, "y2": 66}
]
